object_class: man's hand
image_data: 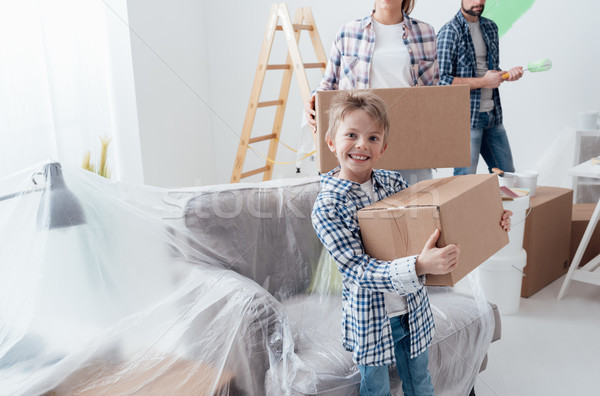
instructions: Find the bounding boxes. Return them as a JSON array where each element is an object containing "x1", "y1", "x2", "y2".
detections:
[
  {"x1": 415, "y1": 229, "x2": 460, "y2": 276},
  {"x1": 304, "y1": 95, "x2": 317, "y2": 132},
  {"x1": 503, "y1": 66, "x2": 524, "y2": 82},
  {"x1": 481, "y1": 70, "x2": 505, "y2": 89}
]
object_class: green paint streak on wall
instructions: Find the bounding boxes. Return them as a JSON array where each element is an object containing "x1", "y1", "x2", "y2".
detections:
[{"x1": 483, "y1": 0, "x2": 536, "y2": 37}]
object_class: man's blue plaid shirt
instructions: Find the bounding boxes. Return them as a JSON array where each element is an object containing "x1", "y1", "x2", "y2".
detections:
[
  {"x1": 437, "y1": 10, "x2": 503, "y2": 129},
  {"x1": 311, "y1": 168, "x2": 434, "y2": 366}
]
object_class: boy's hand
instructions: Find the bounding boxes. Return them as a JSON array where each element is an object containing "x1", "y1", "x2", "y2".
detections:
[
  {"x1": 501, "y1": 209, "x2": 512, "y2": 232},
  {"x1": 415, "y1": 229, "x2": 460, "y2": 276}
]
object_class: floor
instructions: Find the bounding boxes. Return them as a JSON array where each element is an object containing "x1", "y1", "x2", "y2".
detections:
[{"x1": 474, "y1": 275, "x2": 600, "y2": 396}]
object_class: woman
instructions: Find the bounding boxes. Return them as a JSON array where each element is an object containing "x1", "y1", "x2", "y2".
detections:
[{"x1": 305, "y1": 0, "x2": 439, "y2": 183}]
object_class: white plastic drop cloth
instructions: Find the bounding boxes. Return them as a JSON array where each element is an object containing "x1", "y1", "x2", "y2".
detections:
[{"x1": 0, "y1": 161, "x2": 497, "y2": 395}]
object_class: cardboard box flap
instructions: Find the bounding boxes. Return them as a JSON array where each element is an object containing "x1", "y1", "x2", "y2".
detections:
[
  {"x1": 360, "y1": 206, "x2": 441, "y2": 261},
  {"x1": 315, "y1": 86, "x2": 471, "y2": 173},
  {"x1": 363, "y1": 175, "x2": 495, "y2": 211}
]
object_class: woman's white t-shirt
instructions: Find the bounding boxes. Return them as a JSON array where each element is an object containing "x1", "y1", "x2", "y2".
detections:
[{"x1": 370, "y1": 19, "x2": 413, "y2": 89}]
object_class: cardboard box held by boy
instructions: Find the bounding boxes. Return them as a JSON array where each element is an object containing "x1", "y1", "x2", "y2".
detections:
[{"x1": 358, "y1": 174, "x2": 509, "y2": 286}]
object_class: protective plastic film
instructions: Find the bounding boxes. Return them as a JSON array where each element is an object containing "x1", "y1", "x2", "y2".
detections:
[{"x1": 0, "y1": 161, "x2": 496, "y2": 395}]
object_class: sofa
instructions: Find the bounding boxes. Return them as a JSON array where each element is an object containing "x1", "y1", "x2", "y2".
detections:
[
  {"x1": 181, "y1": 176, "x2": 501, "y2": 395},
  {"x1": 0, "y1": 166, "x2": 499, "y2": 395}
]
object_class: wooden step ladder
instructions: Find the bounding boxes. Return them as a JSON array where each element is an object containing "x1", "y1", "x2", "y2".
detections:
[{"x1": 230, "y1": 3, "x2": 327, "y2": 183}]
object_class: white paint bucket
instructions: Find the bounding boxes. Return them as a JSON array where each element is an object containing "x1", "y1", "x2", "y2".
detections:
[
  {"x1": 496, "y1": 195, "x2": 530, "y2": 256},
  {"x1": 578, "y1": 111, "x2": 599, "y2": 130},
  {"x1": 498, "y1": 172, "x2": 516, "y2": 188},
  {"x1": 516, "y1": 171, "x2": 539, "y2": 197},
  {"x1": 478, "y1": 248, "x2": 527, "y2": 315}
]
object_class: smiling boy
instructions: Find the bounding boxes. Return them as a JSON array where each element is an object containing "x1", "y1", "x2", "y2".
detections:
[
  {"x1": 325, "y1": 93, "x2": 388, "y2": 184},
  {"x1": 311, "y1": 90, "x2": 511, "y2": 395}
]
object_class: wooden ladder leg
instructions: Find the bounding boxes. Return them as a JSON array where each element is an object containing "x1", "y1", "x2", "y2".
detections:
[
  {"x1": 300, "y1": 6, "x2": 328, "y2": 161},
  {"x1": 230, "y1": 4, "x2": 278, "y2": 183},
  {"x1": 287, "y1": 6, "x2": 329, "y2": 171},
  {"x1": 303, "y1": 6, "x2": 328, "y2": 76},
  {"x1": 262, "y1": 4, "x2": 303, "y2": 181},
  {"x1": 278, "y1": 4, "x2": 312, "y2": 103}
]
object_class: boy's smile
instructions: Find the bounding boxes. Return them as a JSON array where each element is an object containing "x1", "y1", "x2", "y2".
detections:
[{"x1": 327, "y1": 109, "x2": 387, "y2": 184}]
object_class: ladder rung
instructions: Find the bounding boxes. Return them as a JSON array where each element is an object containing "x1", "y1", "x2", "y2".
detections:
[
  {"x1": 266, "y1": 62, "x2": 325, "y2": 71},
  {"x1": 276, "y1": 24, "x2": 313, "y2": 31},
  {"x1": 303, "y1": 62, "x2": 326, "y2": 69},
  {"x1": 257, "y1": 100, "x2": 284, "y2": 108},
  {"x1": 241, "y1": 166, "x2": 271, "y2": 179},
  {"x1": 266, "y1": 64, "x2": 292, "y2": 70},
  {"x1": 249, "y1": 134, "x2": 277, "y2": 144}
]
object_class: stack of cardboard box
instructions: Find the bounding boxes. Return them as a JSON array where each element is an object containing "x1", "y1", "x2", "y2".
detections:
[
  {"x1": 570, "y1": 203, "x2": 600, "y2": 267},
  {"x1": 520, "y1": 187, "x2": 573, "y2": 297}
]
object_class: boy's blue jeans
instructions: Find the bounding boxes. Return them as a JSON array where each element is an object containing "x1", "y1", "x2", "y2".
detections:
[
  {"x1": 454, "y1": 111, "x2": 515, "y2": 175},
  {"x1": 357, "y1": 314, "x2": 434, "y2": 396}
]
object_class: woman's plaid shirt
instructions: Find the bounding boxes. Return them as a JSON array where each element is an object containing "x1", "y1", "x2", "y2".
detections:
[
  {"x1": 311, "y1": 168, "x2": 434, "y2": 366},
  {"x1": 317, "y1": 13, "x2": 439, "y2": 91}
]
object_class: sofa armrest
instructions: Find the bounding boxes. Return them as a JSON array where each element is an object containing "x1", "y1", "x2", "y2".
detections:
[
  {"x1": 178, "y1": 261, "x2": 292, "y2": 395},
  {"x1": 478, "y1": 302, "x2": 501, "y2": 373},
  {"x1": 425, "y1": 287, "x2": 499, "y2": 395},
  {"x1": 489, "y1": 302, "x2": 502, "y2": 343}
]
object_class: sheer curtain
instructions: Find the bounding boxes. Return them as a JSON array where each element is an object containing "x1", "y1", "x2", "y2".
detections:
[{"x1": 0, "y1": 0, "x2": 116, "y2": 179}]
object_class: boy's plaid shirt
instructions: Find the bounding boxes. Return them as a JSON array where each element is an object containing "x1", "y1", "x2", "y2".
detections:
[
  {"x1": 317, "y1": 13, "x2": 439, "y2": 91},
  {"x1": 437, "y1": 10, "x2": 503, "y2": 128},
  {"x1": 311, "y1": 168, "x2": 434, "y2": 366}
]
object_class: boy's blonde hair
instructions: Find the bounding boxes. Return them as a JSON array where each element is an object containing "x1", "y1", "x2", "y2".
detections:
[{"x1": 326, "y1": 90, "x2": 390, "y2": 144}]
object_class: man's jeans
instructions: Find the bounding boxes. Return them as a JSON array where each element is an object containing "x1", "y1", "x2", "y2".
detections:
[
  {"x1": 454, "y1": 111, "x2": 515, "y2": 175},
  {"x1": 357, "y1": 315, "x2": 434, "y2": 396}
]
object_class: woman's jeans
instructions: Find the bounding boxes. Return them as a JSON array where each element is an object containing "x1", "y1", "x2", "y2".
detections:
[
  {"x1": 454, "y1": 111, "x2": 515, "y2": 175},
  {"x1": 357, "y1": 315, "x2": 434, "y2": 396}
]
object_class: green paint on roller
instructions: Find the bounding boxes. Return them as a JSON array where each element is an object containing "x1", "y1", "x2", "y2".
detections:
[
  {"x1": 483, "y1": 0, "x2": 536, "y2": 37},
  {"x1": 502, "y1": 58, "x2": 551, "y2": 79},
  {"x1": 525, "y1": 59, "x2": 552, "y2": 72}
]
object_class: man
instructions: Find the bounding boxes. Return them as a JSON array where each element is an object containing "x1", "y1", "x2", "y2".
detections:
[{"x1": 437, "y1": 0, "x2": 523, "y2": 175}]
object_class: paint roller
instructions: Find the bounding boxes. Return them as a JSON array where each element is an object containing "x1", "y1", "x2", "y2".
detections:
[{"x1": 502, "y1": 58, "x2": 552, "y2": 79}]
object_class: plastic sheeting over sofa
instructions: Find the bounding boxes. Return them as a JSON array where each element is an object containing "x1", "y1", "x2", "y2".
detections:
[{"x1": 0, "y1": 162, "x2": 496, "y2": 395}]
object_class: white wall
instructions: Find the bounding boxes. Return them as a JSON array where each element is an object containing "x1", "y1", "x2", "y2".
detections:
[
  {"x1": 477, "y1": 0, "x2": 600, "y2": 185},
  {"x1": 126, "y1": 0, "x2": 215, "y2": 187},
  {"x1": 202, "y1": 0, "x2": 600, "y2": 185},
  {"x1": 122, "y1": 0, "x2": 599, "y2": 187},
  {"x1": 104, "y1": 0, "x2": 145, "y2": 184}
]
